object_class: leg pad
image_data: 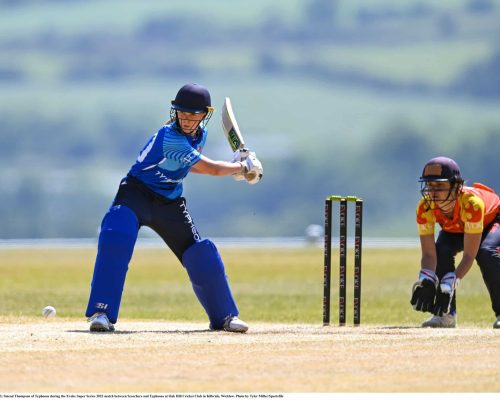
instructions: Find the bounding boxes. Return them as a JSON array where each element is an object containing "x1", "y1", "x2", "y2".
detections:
[
  {"x1": 182, "y1": 239, "x2": 238, "y2": 329},
  {"x1": 85, "y1": 205, "x2": 139, "y2": 323}
]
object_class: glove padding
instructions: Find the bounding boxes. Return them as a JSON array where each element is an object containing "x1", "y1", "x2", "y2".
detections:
[
  {"x1": 410, "y1": 269, "x2": 438, "y2": 313},
  {"x1": 232, "y1": 148, "x2": 250, "y2": 162},
  {"x1": 433, "y1": 272, "x2": 458, "y2": 316},
  {"x1": 233, "y1": 151, "x2": 263, "y2": 185},
  {"x1": 231, "y1": 148, "x2": 250, "y2": 181}
]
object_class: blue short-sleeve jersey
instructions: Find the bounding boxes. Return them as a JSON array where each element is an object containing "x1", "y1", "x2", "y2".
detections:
[{"x1": 128, "y1": 122, "x2": 207, "y2": 199}]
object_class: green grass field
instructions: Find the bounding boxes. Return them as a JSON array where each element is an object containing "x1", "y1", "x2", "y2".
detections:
[{"x1": 0, "y1": 246, "x2": 494, "y2": 328}]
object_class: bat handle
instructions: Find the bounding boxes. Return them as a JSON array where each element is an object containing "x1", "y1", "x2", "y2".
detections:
[{"x1": 234, "y1": 147, "x2": 249, "y2": 160}]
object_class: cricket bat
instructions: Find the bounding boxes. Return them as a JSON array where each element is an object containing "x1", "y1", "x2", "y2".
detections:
[{"x1": 221, "y1": 97, "x2": 246, "y2": 152}]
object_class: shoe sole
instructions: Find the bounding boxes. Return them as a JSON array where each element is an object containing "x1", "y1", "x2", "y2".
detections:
[
  {"x1": 224, "y1": 326, "x2": 248, "y2": 333},
  {"x1": 422, "y1": 326, "x2": 456, "y2": 328},
  {"x1": 90, "y1": 323, "x2": 115, "y2": 332},
  {"x1": 421, "y1": 324, "x2": 456, "y2": 328}
]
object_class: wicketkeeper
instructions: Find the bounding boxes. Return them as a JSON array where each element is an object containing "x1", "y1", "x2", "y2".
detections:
[
  {"x1": 85, "y1": 83, "x2": 263, "y2": 333},
  {"x1": 410, "y1": 156, "x2": 500, "y2": 328}
]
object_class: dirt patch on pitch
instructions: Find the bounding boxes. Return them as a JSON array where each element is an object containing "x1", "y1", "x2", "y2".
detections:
[{"x1": 0, "y1": 320, "x2": 499, "y2": 392}]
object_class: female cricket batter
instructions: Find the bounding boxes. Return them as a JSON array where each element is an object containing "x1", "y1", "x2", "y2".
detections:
[
  {"x1": 85, "y1": 83, "x2": 263, "y2": 333},
  {"x1": 410, "y1": 156, "x2": 500, "y2": 328}
]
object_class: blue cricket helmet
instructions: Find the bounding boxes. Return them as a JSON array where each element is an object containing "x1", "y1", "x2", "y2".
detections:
[
  {"x1": 170, "y1": 83, "x2": 214, "y2": 133},
  {"x1": 171, "y1": 83, "x2": 213, "y2": 114}
]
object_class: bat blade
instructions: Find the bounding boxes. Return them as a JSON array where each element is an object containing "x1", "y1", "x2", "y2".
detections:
[{"x1": 221, "y1": 97, "x2": 245, "y2": 152}]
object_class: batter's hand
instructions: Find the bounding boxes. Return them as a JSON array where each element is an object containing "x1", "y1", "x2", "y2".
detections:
[
  {"x1": 433, "y1": 272, "x2": 458, "y2": 316},
  {"x1": 233, "y1": 151, "x2": 263, "y2": 184},
  {"x1": 231, "y1": 149, "x2": 249, "y2": 181},
  {"x1": 410, "y1": 268, "x2": 438, "y2": 313},
  {"x1": 242, "y1": 152, "x2": 263, "y2": 184}
]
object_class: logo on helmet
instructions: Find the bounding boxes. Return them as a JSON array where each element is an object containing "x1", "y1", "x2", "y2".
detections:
[
  {"x1": 423, "y1": 164, "x2": 442, "y2": 178},
  {"x1": 419, "y1": 156, "x2": 463, "y2": 183}
]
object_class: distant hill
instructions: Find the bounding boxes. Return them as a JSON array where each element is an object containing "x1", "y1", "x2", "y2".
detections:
[{"x1": 0, "y1": 0, "x2": 499, "y2": 238}]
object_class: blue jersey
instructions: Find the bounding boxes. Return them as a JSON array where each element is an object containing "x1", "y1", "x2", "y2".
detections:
[{"x1": 128, "y1": 122, "x2": 207, "y2": 199}]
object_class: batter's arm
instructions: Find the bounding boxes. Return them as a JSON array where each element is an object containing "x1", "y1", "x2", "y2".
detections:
[{"x1": 191, "y1": 154, "x2": 243, "y2": 177}]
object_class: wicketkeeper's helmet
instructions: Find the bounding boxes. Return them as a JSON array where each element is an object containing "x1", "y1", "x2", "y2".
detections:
[
  {"x1": 419, "y1": 156, "x2": 463, "y2": 185},
  {"x1": 419, "y1": 156, "x2": 464, "y2": 208}
]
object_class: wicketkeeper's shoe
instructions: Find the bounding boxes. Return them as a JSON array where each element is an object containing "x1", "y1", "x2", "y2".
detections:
[
  {"x1": 88, "y1": 312, "x2": 115, "y2": 332},
  {"x1": 493, "y1": 315, "x2": 500, "y2": 329},
  {"x1": 421, "y1": 313, "x2": 456, "y2": 328}
]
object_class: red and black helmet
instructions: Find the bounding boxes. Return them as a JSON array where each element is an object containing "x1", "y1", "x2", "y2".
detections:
[
  {"x1": 419, "y1": 156, "x2": 464, "y2": 209},
  {"x1": 419, "y1": 156, "x2": 464, "y2": 185}
]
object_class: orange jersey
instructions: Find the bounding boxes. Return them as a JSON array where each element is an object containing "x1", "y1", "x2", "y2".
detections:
[{"x1": 416, "y1": 183, "x2": 500, "y2": 235}]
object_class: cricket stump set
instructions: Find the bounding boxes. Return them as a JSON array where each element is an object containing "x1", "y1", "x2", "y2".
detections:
[{"x1": 323, "y1": 195, "x2": 363, "y2": 326}]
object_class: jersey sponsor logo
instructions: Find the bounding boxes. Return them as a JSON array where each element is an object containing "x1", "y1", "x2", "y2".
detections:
[
  {"x1": 154, "y1": 171, "x2": 182, "y2": 183},
  {"x1": 464, "y1": 221, "x2": 483, "y2": 232}
]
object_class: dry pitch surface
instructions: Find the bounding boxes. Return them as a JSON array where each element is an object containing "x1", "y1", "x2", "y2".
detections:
[{"x1": 1, "y1": 320, "x2": 499, "y2": 393}]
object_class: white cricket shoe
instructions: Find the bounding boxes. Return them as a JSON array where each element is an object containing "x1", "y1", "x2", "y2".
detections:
[
  {"x1": 88, "y1": 312, "x2": 115, "y2": 332},
  {"x1": 210, "y1": 316, "x2": 249, "y2": 333},
  {"x1": 223, "y1": 316, "x2": 249, "y2": 333},
  {"x1": 421, "y1": 314, "x2": 456, "y2": 328},
  {"x1": 494, "y1": 315, "x2": 500, "y2": 329}
]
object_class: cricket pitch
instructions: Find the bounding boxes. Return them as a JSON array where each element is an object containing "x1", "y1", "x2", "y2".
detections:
[{"x1": 1, "y1": 320, "x2": 499, "y2": 393}]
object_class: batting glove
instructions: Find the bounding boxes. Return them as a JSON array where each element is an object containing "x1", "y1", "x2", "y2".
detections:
[
  {"x1": 410, "y1": 268, "x2": 438, "y2": 313},
  {"x1": 233, "y1": 152, "x2": 263, "y2": 184},
  {"x1": 243, "y1": 152, "x2": 263, "y2": 184},
  {"x1": 231, "y1": 148, "x2": 250, "y2": 162},
  {"x1": 231, "y1": 149, "x2": 249, "y2": 181},
  {"x1": 433, "y1": 272, "x2": 459, "y2": 316}
]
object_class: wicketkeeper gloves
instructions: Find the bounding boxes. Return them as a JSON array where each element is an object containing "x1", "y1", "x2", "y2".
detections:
[
  {"x1": 410, "y1": 269, "x2": 459, "y2": 316},
  {"x1": 410, "y1": 268, "x2": 438, "y2": 313},
  {"x1": 433, "y1": 272, "x2": 459, "y2": 316}
]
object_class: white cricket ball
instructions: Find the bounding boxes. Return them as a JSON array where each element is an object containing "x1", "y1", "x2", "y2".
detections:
[{"x1": 42, "y1": 305, "x2": 56, "y2": 319}]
